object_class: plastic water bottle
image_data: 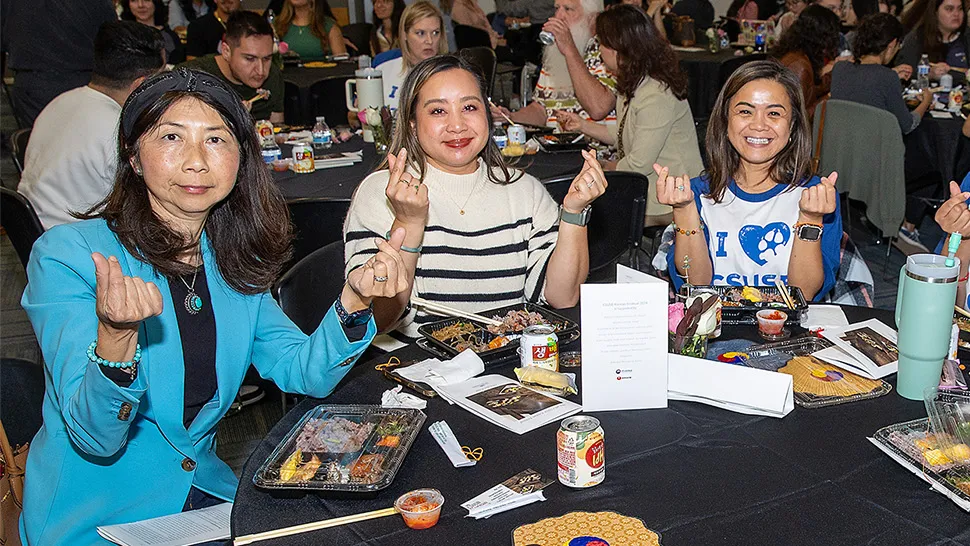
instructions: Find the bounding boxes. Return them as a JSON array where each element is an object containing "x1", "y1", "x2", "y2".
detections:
[
  {"x1": 754, "y1": 27, "x2": 765, "y2": 53},
  {"x1": 492, "y1": 121, "x2": 507, "y2": 150},
  {"x1": 917, "y1": 54, "x2": 931, "y2": 90},
  {"x1": 312, "y1": 116, "x2": 332, "y2": 151}
]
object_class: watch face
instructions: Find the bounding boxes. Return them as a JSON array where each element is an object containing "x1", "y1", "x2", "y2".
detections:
[{"x1": 798, "y1": 225, "x2": 822, "y2": 241}]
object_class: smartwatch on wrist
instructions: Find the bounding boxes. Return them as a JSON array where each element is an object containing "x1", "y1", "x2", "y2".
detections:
[
  {"x1": 794, "y1": 222, "x2": 823, "y2": 242},
  {"x1": 559, "y1": 205, "x2": 592, "y2": 226}
]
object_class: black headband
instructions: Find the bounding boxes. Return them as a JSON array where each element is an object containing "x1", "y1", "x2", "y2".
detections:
[{"x1": 120, "y1": 67, "x2": 249, "y2": 141}]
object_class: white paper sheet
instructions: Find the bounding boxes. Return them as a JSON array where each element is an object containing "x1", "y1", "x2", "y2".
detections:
[
  {"x1": 667, "y1": 354, "x2": 794, "y2": 418},
  {"x1": 579, "y1": 266, "x2": 668, "y2": 412},
  {"x1": 817, "y1": 319, "x2": 898, "y2": 379},
  {"x1": 96, "y1": 503, "x2": 231, "y2": 546},
  {"x1": 801, "y1": 304, "x2": 849, "y2": 330}
]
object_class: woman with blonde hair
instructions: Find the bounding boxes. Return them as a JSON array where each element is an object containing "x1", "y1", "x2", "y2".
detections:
[
  {"x1": 274, "y1": 0, "x2": 347, "y2": 60},
  {"x1": 378, "y1": 0, "x2": 449, "y2": 110}
]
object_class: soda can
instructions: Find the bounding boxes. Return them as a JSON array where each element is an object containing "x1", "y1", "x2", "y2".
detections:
[
  {"x1": 520, "y1": 324, "x2": 558, "y2": 371},
  {"x1": 507, "y1": 124, "x2": 527, "y2": 145},
  {"x1": 557, "y1": 416, "x2": 605, "y2": 488},
  {"x1": 291, "y1": 143, "x2": 315, "y2": 173},
  {"x1": 538, "y1": 30, "x2": 555, "y2": 45}
]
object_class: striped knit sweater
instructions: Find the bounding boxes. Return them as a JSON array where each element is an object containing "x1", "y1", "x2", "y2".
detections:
[{"x1": 344, "y1": 159, "x2": 560, "y2": 339}]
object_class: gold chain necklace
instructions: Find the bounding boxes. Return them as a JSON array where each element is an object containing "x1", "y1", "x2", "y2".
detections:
[{"x1": 439, "y1": 175, "x2": 485, "y2": 216}]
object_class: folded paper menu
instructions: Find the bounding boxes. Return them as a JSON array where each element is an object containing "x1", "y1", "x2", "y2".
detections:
[
  {"x1": 579, "y1": 265, "x2": 669, "y2": 412},
  {"x1": 96, "y1": 503, "x2": 231, "y2": 546},
  {"x1": 815, "y1": 319, "x2": 898, "y2": 379},
  {"x1": 667, "y1": 354, "x2": 794, "y2": 418},
  {"x1": 461, "y1": 469, "x2": 553, "y2": 519},
  {"x1": 434, "y1": 375, "x2": 581, "y2": 435}
]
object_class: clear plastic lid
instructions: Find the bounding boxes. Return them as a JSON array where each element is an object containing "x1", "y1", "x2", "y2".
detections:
[{"x1": 905, "y1": 254, "x2": 960, "y2": 281}]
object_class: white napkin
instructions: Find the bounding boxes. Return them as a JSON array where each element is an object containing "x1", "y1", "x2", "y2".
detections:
[
  {"x1": 801, "y1": 304, "x2": 849, "y2": 331},
  {"x1": 381, "y1": 385, "x2": 427, "y2": 410},
  {"x1": 395, "y1": 350, "x2": 485, "y2": 387}
]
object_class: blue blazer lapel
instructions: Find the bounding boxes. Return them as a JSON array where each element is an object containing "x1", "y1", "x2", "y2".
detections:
[{"x1": 186, "y1": 235, "x2": 253, "y2": 439}]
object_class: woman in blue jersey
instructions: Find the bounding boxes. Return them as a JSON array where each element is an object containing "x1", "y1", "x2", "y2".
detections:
[{"x1": 660, "y1": 60, "x2": 842, "y2": 301}]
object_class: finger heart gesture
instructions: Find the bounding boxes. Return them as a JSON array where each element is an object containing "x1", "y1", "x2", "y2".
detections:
[
  {"x1": 384, "y1": 148, "x2": 430, "y2": 227},
  {"x1": 347, "y1": 228, "x2": 411, "y2": 301},
  {"x1": 562, "y1": 149, "x2": 608, "y2": 214},
  {"x1": 92, "y1": 252, "x2": 164, "y2": 330},
  {"x1": 798, "y1": 172, "x2": 838, "y2": 221},
  {"x1": 653, "y1": 163, "x2": 693, "y2": 208}
]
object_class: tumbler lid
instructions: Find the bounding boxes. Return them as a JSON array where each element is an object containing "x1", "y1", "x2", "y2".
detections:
[{"x1": 905, "y1": 254, "x2": 960, "y2": 283}]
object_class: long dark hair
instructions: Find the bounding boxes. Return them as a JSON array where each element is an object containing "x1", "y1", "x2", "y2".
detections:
[
  {"x1": 596, "y1": 5, "x2": 688, "y2": 100},
  {"x1": 919, "y1": 0, "x2": 968, "y2": 62},
  {"x1": 772, "y1": 4, "x2": 841, "y2": 81},
  {"x1": 176, "y1": 0, "x2": 215, "y2": 23},
  {"x1": 81, "y1": 88, "x2": 292, "y2": 294},
  {"x1": 275, "y1": 0, "x2": 338, "y2": 53},
  {"x1": 852, "y1": 12, "x2": 905, "y2": 60},
  {"x1": 121, "y1": 0, "x2": 169, "y2": 27},
  {"x1": 382, "y1": 55, "x2": 520, "y2": 185},
  {"x1": 703, "y1": 60, "x2": 813, "y2": 203},
  {"x1": 371, "y1": 0, "x2": 406, "y2": 53}
]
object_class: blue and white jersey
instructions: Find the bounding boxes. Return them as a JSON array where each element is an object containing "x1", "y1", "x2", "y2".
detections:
[{"x1": 667, "y1": 175, "x2": 842, "y2": 301}]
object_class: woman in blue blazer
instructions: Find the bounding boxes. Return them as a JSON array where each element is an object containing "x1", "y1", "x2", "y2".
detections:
[{"x1": 18, "y1": 68, "x2": 410, "y2": 545}]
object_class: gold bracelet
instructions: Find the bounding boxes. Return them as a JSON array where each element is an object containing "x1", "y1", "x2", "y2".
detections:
[{"x1": 672, "y1": 221, "x2": 704, "y2": 236}]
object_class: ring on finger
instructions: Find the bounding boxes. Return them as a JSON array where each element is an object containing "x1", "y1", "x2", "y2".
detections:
[
  {"x1": 677, "y1": 185, "x2": 685, "y2": 191},
  {"x1": 586, "y1": 180, "x2": 594, "y2": 188},
  {"x1": 373, "y1": 275, "x2": 388, "y2": 282}
]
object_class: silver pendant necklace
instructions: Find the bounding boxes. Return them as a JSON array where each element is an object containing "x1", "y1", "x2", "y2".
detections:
[{"x1": 180, "y1": 266, "x2": 204, "y2": 315}]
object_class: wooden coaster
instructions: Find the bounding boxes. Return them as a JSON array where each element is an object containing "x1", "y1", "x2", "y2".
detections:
[
  {"x1": 780, "y1": 356, "x2": 882, "y2": 397},
  {"x1": 512, "y1": 511, "x2": 661, "y2": 546}
]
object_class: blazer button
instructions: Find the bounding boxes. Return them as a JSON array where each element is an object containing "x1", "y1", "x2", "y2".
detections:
[
  {"x1": 182, "y1": 458, "x2": 196, "y2": 472},
  {"x1": 117, "y1": 402, "x2": 132, "y2": 421}
]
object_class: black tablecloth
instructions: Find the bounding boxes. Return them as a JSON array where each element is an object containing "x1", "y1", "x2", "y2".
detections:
[
  {"x1": 282, "y1": 63, "x2": 359, "y2": 89},
  {"x1": 904, "y1": 113, "x2": 965, "y2": 184},
  {"x1": 678, "y1": 49, "x2": 738, "y2": 120},
  {"x1": 232, "y1": 306, "x2": 970, "y2": 545},
  {"x1": 273, "y1": 137, "x2": 587, "y2": 201}
]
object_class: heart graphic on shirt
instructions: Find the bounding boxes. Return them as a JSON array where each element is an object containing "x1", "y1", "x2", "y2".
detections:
[{"x1": 738, "y1": 222, "x2": 791, "y2": 266}]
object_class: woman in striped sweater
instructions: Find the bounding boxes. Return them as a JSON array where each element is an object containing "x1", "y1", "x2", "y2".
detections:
[{"x1": 345, "y1": 55, "x2": 607, "y2": 338}]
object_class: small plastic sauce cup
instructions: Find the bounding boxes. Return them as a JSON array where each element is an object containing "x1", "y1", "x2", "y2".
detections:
[
  {"x1": 756, "y1": 309, "x2": 788, "y2": 336},
  {"x1": 395, "y1": 489, "x2": 444, "y2": 530}
]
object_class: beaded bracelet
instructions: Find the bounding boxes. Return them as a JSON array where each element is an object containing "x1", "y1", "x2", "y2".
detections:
[
  {"x1": 385, "y1": 231, "x2": 423, "y2": 253},
  {"x1": 672, "y1": 221, "x2": 705, "y2": 236},
  {"x1": 87, "y1": 341, "x2": 143, "y2": 369}
]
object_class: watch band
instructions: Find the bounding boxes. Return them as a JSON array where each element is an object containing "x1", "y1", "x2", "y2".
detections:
[
  {"x1": 334, "y1": 297, "x2": 373, "y2": 327},
  {"x1": 559, "y1": 205, "x2": 592, "y2": 226}
]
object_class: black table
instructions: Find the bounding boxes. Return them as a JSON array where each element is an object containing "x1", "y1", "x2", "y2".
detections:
[
  {"x1": 232, "y1": 306, "x2": 970, "y2": 545},
  {"x1": 678, "y1": 48, "x2": 739, "y2": 120},
  {"x1": 272, "y1": 136, "x2": 587, "y2": 201},
  {"x1": 904, "y1": 112, "x2": 966, "y2": 185},
  {"x1": 281, "y1": 63, "x2": 358, "y2": 127}
]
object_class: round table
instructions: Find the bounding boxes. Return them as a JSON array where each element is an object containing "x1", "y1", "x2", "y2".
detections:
[
  {"x1": 678, "y1": 49, "x2": 740, "y2": 120},
  {"x1": 281, "y1": 63, "x2": 359, "y2": 127},
  {"x1": 231, "y1": 306, "x2": 970, "y2": 545},
  {"x1": 272, "y1": 136, "x2": 587, "y2": 201},
  {"x1": 904, "y1": 112, "x2": 966, "y2": 184}
]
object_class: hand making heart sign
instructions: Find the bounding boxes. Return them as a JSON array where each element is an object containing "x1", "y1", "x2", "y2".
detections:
[{"x1": 797, "y1": 171, "x2": 838, "y2": 223}]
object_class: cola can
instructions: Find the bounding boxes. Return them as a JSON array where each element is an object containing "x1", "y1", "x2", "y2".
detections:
[
  {"x1": 539, "y1": 30, "x2": 555, "y2": 45},
  {"x1": 519, "y1": 325, "x2": 558, "y2": 371},
  {"x1": 557, "y1": 416, "x2": 605, "y2": 488}
]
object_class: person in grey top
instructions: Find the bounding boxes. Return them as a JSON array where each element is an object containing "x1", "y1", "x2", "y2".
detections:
[{"x1": 832, "y1": 13, "x2": 932, "y2": 134}]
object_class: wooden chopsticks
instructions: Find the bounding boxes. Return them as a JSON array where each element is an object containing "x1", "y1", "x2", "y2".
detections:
[
  {"x1": 773, "y1": 279, "x2": 796, "y2": 309},
  {"x1": 233, "y1": 507, "x2": 398, "y2": 545},
  {"x1": 410, "y1": 297, "x2": 503, "y2": 327}
]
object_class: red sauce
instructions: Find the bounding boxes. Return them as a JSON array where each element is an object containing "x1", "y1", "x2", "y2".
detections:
[{"x1": 764, "y1": 311, "x2": 784, "y2": 320}]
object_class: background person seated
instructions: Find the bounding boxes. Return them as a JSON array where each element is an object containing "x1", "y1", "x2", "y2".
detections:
[
  {"x1": 443, "y1": 0, "x2": 503, "y2": 48},
  {"x1": 378, "y1": 1, "x2": 449, "y2": 111},
  {"x1": 772, "y1": 4, "x2": 843, "y2": 120},
  {"x1": 121, "y1": 0, "x2": 186, "y2": 64},
  {"x1": 180, "y1": 11, "x2": 285, "y2": 123},
  {"x1": 370, "y1": 0, "x2": 406, "y2": 54},
  {"x1": 557, "y1": 5, "x2": 703, "y2": 225},
  {"x1": 495, "y1": 0, "x2": 617, "y2": 128},
  {"x1": 273, "y1": 0, "x2": 347, "y2": 60},
  {"x1": 185, "y1": 0, "x2": 241, "y2": 59},
  {"x1": 894, "y1": 0, "x2": 969, "y2": 83},
  {"x1": 662, "y1": 60, "x2": 842, "y2": 301},
  {"x1": 168, "y1": 0, "x2": 215, "y2": 33},
  {"x1": 18, "y1": 21, "x2": 165, "y2": 230}
]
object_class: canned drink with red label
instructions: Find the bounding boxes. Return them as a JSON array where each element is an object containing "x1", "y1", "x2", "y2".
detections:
[
  {"x1": 557, "y1": 415, "x2": 605, "y2": 488},
  {"x1": 519, "y1": 324, "x2": 558, "y2": 371}
]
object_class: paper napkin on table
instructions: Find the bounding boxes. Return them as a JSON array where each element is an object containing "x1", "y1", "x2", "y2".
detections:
[{"x1": 381, "y1": 385, "x2": 427, "y2": 410}]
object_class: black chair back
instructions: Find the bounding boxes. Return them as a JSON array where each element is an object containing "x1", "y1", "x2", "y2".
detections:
[
  {"x1": 308, "y1": 78, "x2": 351, "y2": 129},
  {"x1": 459, "y1": 47, "x2": 497, "y2": 96},
  {"x1": 273, "y1": 240, "x2": 346, "y2": 335},
  {"x1": 541, "y1": 172, "x2": 647, "y2": 273},
  {"x1": 717, "y1": 53, "x2": 767, "y2": 90},
  {"x1": 342, "y1": 23, "x2": 373, "y2": 55},
  {"x1": 1, "y1": 358, "x2": 45, "y2": 447},
  {"x1": 286, "y1": 197, "x2": 352, "y2": 270},
  {"x1": 454, "y1": 24, "x2": 491, "y2": 49},
  {"x1": 10, "y1": 128, "x2": 30, "y2": 175},
  {"x1": 284, "y1": 80, "x2": 305, "y2": 126},
  {"x1": 0, "y1": 187, "x2": 45, "y2": 272}
]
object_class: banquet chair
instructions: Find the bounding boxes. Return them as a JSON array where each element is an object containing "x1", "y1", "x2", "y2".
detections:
[
  {"x1": 10, "y1": 128, "x2": 30, "y2": 176},
  {"x1": 1, "y1": 358, "x2": 45, "y2": 448},
  {"x1": 0, "y1": 187, "x2": 45, "y2": 274},
  {"x1": 283, "y1": 80, "x2": 305, "y2": 126},
  {"x1": 459, "y1": 47, "x2": 497, "y2": 96},
  {"x1": 341, "y1": 23, "x2": 373, "y2": 55},
  {"x1": 285, "y1": 197, "x2": 351, "y2": 272},
  {"x1": 542, "y1": 172, "x2": 648, "y2": 277},
  {"x1": 309, "y1": 78, "x2": 351, "y2": 131},
  {"x1": 454, "y1": 24, "x2": 491, "y2": 49},
  {"x1": 273, "y1": 240, "x2": 347, "y2": 336}
]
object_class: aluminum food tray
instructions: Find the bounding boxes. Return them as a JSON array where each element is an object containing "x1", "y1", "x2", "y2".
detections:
[
  {"x1": 253, "y1": 404, "x2": 425, "y2": 496},
  {"x1": 416, "y1": 303, "x2": 579, "y2": 365},
  {"x1": 680, "y1": 285, "x2": 808, "y2": 325}
]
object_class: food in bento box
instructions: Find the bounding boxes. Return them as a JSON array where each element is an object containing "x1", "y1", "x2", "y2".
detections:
[
  {"x1": 294, "y1": 417, "x2": 375, "y2": 453},
  {"x1": 487, "y1": 309, "x2": 548, "y2": 335},
  {"x1": 278, "y1": 449, "x2": 323, "y2": 482},
  {"x1": 721, "y1": 286, "x2": 786, "y2": 307},
  {"x1": 350, "y1": 454, "x2": 385, "y2": 481}
]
